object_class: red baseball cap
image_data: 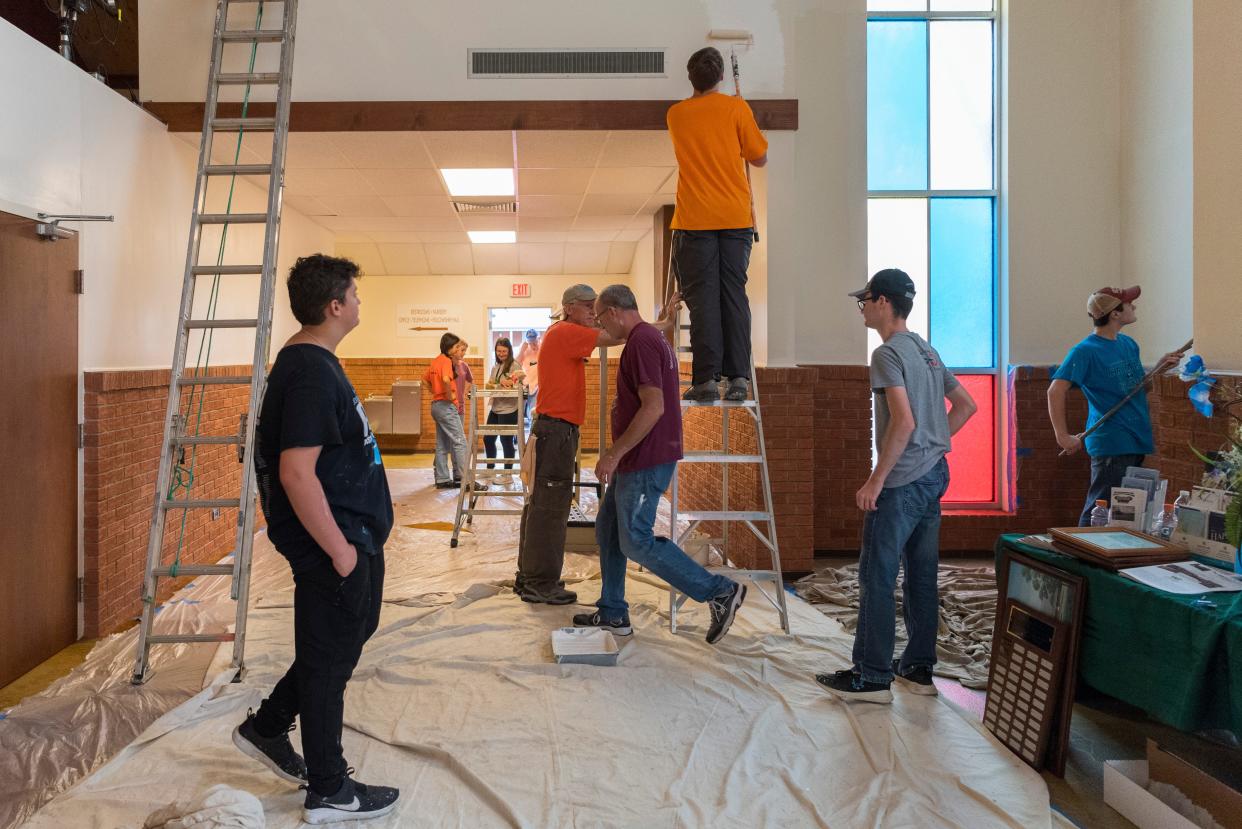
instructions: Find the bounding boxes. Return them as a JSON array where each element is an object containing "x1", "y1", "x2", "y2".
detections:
[{"x1": 1087, "y1": 286, "x2": 1140, "y2": 318}]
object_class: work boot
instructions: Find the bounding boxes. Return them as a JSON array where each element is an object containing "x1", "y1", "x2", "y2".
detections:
[
  {"x1": 519, "y1": 583, "x2": 578, "y2": 605},
  {"x1": 724, "y1": 377, "x2": 750, "y2": 401},
  {"x1": 682, "y1": 380, "x2": 720, "y2": 402}
]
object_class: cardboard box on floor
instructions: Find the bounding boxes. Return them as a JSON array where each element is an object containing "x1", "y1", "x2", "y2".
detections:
[{"x1": 1104, "y1": 739, "x2": 1242, "y2": 829}]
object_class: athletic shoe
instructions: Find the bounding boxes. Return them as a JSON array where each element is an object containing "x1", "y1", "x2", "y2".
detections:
[
  {"x1": 470, "y1": 481, "x2": 488, "y2": 492},
  {"x1": 572, "y1": 610, "x2": 633, "y2": 636},
  {"x1": 434, "y1": 481, "x2": 460, "y2": 490},
  {"x1": 232, "y1": 709, "x2": 307, "y2": 784},
  {"x1": 302, "y1": 773, "x2": 399, "y2": 825},
  {"x1": 682, "y1": 380, "x2": 720, "y2": 402},
  {"x1": 518, "y1": 584, "x2": 578, "y2": 605},
  {"x1": 705, "y1": 581, "x2": 746, "y2": 644},
  {"x1": 892, "y1": 659, "x2": 938, "y2": 696},
  {"x1": 724, "y1": 377, "x2": 750, "y2": 401},
  {"x1": 814, "y1": 668, "x2": 893, "y2": 704}
]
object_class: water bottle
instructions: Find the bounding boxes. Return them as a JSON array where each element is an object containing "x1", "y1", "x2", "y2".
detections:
[
  {"x1": 1089, "y1": 499, "x2": 1109, "y2": 527},
  {"x1": 1173, "y1": 490, "x2": 1191, "y2": 519},
  {"x1": 1153, "y1": 503, "x2": 1178, "y2": 540}
]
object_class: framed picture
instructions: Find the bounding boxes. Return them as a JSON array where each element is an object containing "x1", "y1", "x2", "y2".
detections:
[{"x1": 1048, "y1": 526, "x2": 1184, "y2": 558}]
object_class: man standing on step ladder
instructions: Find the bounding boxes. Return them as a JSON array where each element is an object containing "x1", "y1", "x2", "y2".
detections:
[
  {"x1": 233, "y1": 254, "x2": 399, "y2": 824},
  {"x1": 572, "y1": 285, "x2": 746, "y2": 642},
  {"x1": 815, "y1": 269, "x2": 977, "y2": 704},
  {"x1": 667, "y1": 46, "x2": 769, "y2": 403}
]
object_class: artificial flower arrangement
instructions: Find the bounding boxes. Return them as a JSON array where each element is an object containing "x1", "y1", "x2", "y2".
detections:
[{"x1": 1180, "y1": 355, "x2": 1242, "y2": 548}]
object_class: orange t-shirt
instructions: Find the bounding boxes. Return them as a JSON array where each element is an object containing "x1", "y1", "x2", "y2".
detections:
[
  {"x1": 425, "y1": 354, "x2": 456, "y2": 404},
  {"x1": 666, "y1": 93, "x2": 768, "y2": 230},
  {"x1": 534, "y1": 321, "x2": 600, "y2": 425}
]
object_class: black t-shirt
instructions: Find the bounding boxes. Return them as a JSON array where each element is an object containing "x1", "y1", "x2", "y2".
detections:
[{"x1": 255, "y1": 343, "x2": 393, "y2": 572}]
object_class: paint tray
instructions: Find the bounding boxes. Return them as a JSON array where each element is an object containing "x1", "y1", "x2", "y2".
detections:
[{"x1": 551, "y1": 627, "x2": 619, "y2": 666}]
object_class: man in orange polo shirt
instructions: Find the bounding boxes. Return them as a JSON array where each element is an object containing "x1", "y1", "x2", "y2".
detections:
[
  {"x1": 516, "y1": 284, "x2": 680, "y2": 604},
  {"x1": 667, "y1": 46, "x2": 769, "y2": 402}
]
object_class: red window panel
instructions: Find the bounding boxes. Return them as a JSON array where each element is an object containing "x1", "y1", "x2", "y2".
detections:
[{"x1": 944, "y1": 374, "x2": 995, "y2": 503}]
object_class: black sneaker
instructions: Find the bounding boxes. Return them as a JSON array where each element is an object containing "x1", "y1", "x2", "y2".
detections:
[
  {"x1": 682, "y1": 380, "x2": 720, "y2": 402},
  {"x1": 232, "y1": 709, "x2": 308, "y2": 784},
  {"x1": 470, "y1": 480, "x2": 488, "y2": 492},
  {"x1": 434, "y1": 481, "x2": 460, "y2": 490},
  {"x1": 519, "y1": 584, "x2": 578, "y2": 605},
  {"x1": 572, "y1": 610, "x2": 633, "y2": 636},
  {"x1": 814, "y1": 668, "x2": 893, "y2": 704},
  {"x1": 705, "y1": 581, "x2": 746, "y2": 644},
  {"x1": 724, "y1": 377, "x2": 750, "y2": 401},
  {"x1": 302, "y1": 773, "x2": 399, "y2": 825},
  {"x1": 892, "y1": 660, "x2": 938, "y2": 696}
]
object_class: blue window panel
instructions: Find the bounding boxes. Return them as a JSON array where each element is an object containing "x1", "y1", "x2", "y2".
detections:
[
  {"x1": 867, "y1": 21, "x2": 928, "y2": 191},
  {"x1": 929, "y1": 197, "x2": 994, "y2": 367}
]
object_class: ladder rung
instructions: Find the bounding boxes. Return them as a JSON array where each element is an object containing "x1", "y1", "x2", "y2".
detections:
[
  {"x1": 680, "y1": 399, "x2": 757, "y2": 408},
  {"x1": 153, "y1": 563, "x2": 235, "y2": 577},
  {"x1": 707, "y1": 568, "x2": 783, "y2": 581},
  {"x1": 184, "y1": 318, "x2": 259, "y2": 329},
  {"x1": 459, "y1": 508, "x2": 524, "y2": 516},
  {"x1": 162, "y1": 499, "x2": 241, "y2": 510},
  {"x1": 220, "y1": 29, "x2": 285, "y2": 42},
  {"x1": 211, "y1": 117, "x2": 276, "y2": 132},
  {"x1": 475, "y1": 427, "x2": 522, "y2": 436},
  {"x1": 192, "y1": 264, "x2": 264, "y2": 275},
  {"x1": 146, "y1": 633, "x2": 236, "y2": 644},
  {"x1": 204, "y1": 163, "x2": 274, "y2": 176},
  {"x1": 678, "y1": 510, "x2": 771, "y2": 522},
  {"x1": 216, "y1": 72, "x2": 282, "y2": 85},
  {"x1": 178, "y1": 374, "x2": 253, "y2": 386},
  {"x1": 682, "y1": 452, "x2": 764, "y2": 463},
  {"x1": 198, "y1": 213, "x2": 268, "y2": 224},
  {"x1": 173, "y1": 435, "x2": 243, "y2": 445},
  {"x1": 676, "y1": 346, "x2": 693, "y2": 353}
]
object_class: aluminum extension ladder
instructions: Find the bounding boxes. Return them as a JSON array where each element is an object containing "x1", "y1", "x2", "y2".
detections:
[
  {"x1": 450, "y1": 388, "x2": 528, "y2": 548},
  {"x1": 131, "y1": 0, "x2": 298, "y2": 684},
  {"x1": 667, "y1": 327, "x2": 791, "y2": 635}
]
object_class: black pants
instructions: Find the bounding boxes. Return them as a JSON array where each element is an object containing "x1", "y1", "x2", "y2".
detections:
[
  {"x1": 484, "y1": 409, "x2": 518, "y2": 469},
  {"x1": 254, "y1": 548, "x2": 384, "y2": 795},
  {"x1": 672, "y1": 228, "x2": 754, "y2": 385},
  {"x1": 516, "y1": 416, "x2": 578, "y2": 591},
  {"x1": 1078, "y1": 454, "x2": 1145, "y2": 526}
]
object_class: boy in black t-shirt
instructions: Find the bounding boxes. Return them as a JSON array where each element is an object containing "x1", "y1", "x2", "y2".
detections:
[{"x1": 231, "y1": 254, "x2": 399, "y2": 824}]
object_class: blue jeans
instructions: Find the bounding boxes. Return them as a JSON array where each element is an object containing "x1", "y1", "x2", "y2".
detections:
[
  {"x1": 852, "y1": 458, "x2": 949, "y2": 684},
  {"x1": 595, "y1": 462, "x2": 733, "y2": 619},
  {"x1": 430, "y1": 400, "x2": 467, "y2": 484},
  {"x1": 1079, "y1": 453, "x2": 1145, "y2": 526}
]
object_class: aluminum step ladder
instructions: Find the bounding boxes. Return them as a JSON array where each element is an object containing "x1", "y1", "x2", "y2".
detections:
[
  {"x1": 451, "y1": 388, "x2": 528, "y2": 548},
  {"x1": 131, "y1": 0, "x2": 298, "y2": 684},
  {"x1": 668, "y1": 325, "x2": 791, "y2": 635}
]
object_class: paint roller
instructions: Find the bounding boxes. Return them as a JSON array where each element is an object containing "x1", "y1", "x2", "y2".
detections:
[{"x1": 708, "y1": 29, "x2": 760, "y2": 244}]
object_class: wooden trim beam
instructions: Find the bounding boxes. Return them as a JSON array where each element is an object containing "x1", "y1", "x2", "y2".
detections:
[{"x1": 143, "y1": 99, "x2": 799, "y2": 132}]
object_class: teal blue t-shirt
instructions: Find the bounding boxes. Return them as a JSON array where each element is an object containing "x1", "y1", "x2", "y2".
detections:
[{"x1": 1052, "y1": 333, "x2": 1153, "y2": 457}]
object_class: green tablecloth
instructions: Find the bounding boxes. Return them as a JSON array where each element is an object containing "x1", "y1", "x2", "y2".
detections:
[{"x1": 996, "y1": 534, "x2": 1242, "y2": 735}]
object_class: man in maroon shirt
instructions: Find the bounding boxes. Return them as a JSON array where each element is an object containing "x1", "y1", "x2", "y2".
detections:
[{"x1": 572, "y1": 284, "x2": 746, "y2": 644}]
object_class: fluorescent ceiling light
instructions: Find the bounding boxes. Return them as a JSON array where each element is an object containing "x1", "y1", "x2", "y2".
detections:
[
  {"x1": 440, "y1": 168, "x2": 515, "y2": 197},
  {"x1": 468, "y1": 230, "x2": 516, "y2": 244}
]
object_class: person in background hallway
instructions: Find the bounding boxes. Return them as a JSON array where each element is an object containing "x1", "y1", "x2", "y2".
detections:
[
  {"x1": 572, "y1": 284, "x2": 746, "y2": 643},
  {"x1": 485, "y1": 337, "x2": 523, "y2": 476},
  {"x1": 454, "y1": 339, "x2": 474, "y2": 420},
  {"x1": 815, "y1": 269, "x2": 977, "y2": 704},
  {"x1": 233, "y1": 253, "x2": 399, "y2": 823},
  {"x1": 426, "y1": 333, "x2": 483, "y2": 491},
  {"x1": 666, "y1": 46, "x2": 769, "y2": 403},
  {"x1": 1047, "y1": 286, "x2": 1187, "y2": 525},
  {"x1": 517, "y1": 328, "x2": 541, "y2": 424}
]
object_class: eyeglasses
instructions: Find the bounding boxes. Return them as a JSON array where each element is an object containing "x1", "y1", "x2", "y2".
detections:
[
  {"x1": 592, "y1": 306, "x2": 614, "y2": 324},
  {"x1": 856, "y1": 295, "x2": 873, "y2": 311}
]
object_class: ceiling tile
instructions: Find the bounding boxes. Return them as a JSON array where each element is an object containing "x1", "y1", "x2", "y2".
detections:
[
  {"x1": 328, "y1": 132, "x2": 435, "y2": 168},
  {"x1": 381, "y1": 195, "x2": 457, "y2": 217},
  {"x1": 587, "y1": 167, "x2": 676, "y2": 195},
  {"x1": 598, "y1": 131, "x2": 677, "y2": 166},
  {"x1": 516, "y1": 131, "x2": 607, "y2": 168},
  {"x1": 615, "y1": 227, "x2": 652, "y2": 242},
  {"x1": 574, "y1": 215, "x2": 638, "y2": 231},
  {"x1": 626, "y1": 212, "x2": 660, "y2": 229},
  {"x1": 317, "y1": 196, "x2": 394, "y2": 217},
  {"x1": 284, "y1": 195, "x2": 333, "y2": 216},
  {"x1": 471, "y1": 244, "x2": 520, "y2": 274},
  {"x1": 659, "y1": 168, "x2": 678, "y2": 195},
  {"x1": 579, "y1": 194, "x2": 649, "y2": 217},
  {"x1": 518, "y1": 195, "x2": 582, "y2": 218},
  {"x1": 423, "y1": 243, "x2": 476, "y2": 275},
  {"x1": 566, "y1": 229, "x2": 619, "y2": 243},
  {"x1": 606, "y1": 241, "x2": 638, "y2": 273},
  {"x1": 332, "y1": 231, "x2": 377, "y2": 243},
  {"x1": 357, "y1": 168, "x2": 446, "y2": 197},
  {"x1": 460, "y1": 214, "x2": 517, "y2": 231},
  {"x1": 377, "y1": 244, "x2": 429, "y2": 275},
  {"x1": 517, "y1": 216, "x2": 575, "y2": 232},
  {"x1": 411, "y1": 231, "x2": 470, "y2": 243},
  {"x1": 282, "y1": 133, "x2": 354, "y2": 169},
  {"x1": 204, "y1": 135, "x2": 266, "y2": 166},
  {"x1": 318, "y1": 216, "x2": 462, "y2": 233},
  {"x1": 284, "y1": 168, "x2": 377, "y2": 197},
  {"x1": 563, "y1": 242, "x2": 611, "y2": 274},
  {"x1": 421, "y1": 131, "x2": 514, "y2": 168},
  {"x1": 334, "y1": 242, "x2": 387, "y2": 275},
  {"x1": 517, "y1": 231, "x2": 569, "y2": 243},
  {"x1": 518, "y1": 243, "x2": 565, "y2": 275},
  {"x1": 363, "y1": 231, "x2": 421, "y2": 244},
  {"x1": 517, "y1": 168, "x2": 594, "y2": 196}
]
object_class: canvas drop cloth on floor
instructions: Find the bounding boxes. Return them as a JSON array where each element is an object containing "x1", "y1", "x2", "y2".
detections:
[{"x1": 14, "y1": 469, "x2": 1055, "y2": 828}]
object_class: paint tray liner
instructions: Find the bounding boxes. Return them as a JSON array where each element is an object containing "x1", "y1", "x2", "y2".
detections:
[{"x1": 551, "y1": 627, "x2": 619, "y2": 666}]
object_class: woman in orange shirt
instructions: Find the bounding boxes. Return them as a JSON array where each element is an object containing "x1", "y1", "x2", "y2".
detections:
[
  {"x1": 426, "y1": 333, "x2": 480, "y2": 490},
  {"x1": 666, "y1": 46, "x2": 769, "y2": 402}
]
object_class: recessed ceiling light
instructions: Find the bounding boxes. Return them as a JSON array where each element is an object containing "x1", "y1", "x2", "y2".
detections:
[
  {"x1": 468, "y1": 230, "x2": 516, "y2": 244},
  {"x1": 440, "y1": 168, "x2": 515, "y2": 197}
]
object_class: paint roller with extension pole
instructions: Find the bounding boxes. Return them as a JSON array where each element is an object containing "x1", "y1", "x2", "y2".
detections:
[
  {"x1": 708, "y1": 29, "x2": 760, "y2": 244},
  {"x1": 1059, "y1": 337, "x2": 1194, "y2": 456}
]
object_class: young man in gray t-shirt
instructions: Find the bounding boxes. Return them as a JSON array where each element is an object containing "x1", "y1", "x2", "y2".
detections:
[{"x1": 815, "y1": 269, "x2": 977, "y2": 704}]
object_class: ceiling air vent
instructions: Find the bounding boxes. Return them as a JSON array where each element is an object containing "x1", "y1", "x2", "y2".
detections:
[
  {"x1": 468, "y1": 48, "x2": 665, "y2": 78},
  {"x1": 452, "y1": 199, "x2": 517, "y2": 214}
]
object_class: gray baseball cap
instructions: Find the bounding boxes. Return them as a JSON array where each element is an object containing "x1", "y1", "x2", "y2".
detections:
[{"x1": 561, "y1": 284, "x2": 597, "y2": 306}]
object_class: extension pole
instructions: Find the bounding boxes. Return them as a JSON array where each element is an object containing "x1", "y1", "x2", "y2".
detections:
[{"x1": 730, "y1": 51, "x2": 760, "y2": 245}]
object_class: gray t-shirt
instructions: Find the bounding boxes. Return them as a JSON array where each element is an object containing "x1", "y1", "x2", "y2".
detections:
[{"x1": 870, "y1": 331, "x2": 960, "y2": 488}]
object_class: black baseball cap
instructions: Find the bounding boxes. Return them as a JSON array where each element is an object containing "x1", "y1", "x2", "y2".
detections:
[{"x1": 848, "y1": 268, "x2": 916, "y2": 301}]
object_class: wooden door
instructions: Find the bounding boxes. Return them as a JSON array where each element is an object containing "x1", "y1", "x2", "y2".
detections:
[{"x1": 0, "y1": 212, "x2": 79, "y2": 688}]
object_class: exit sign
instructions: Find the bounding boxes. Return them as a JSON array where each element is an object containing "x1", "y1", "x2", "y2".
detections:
[{"x1": 511, "y1": 283, "x2": 530, "y2": 298}]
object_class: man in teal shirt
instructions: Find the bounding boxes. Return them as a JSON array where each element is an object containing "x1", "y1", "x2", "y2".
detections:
[{"x1": 1047, "y1": 286, "x2": 1185, "y2": 525}]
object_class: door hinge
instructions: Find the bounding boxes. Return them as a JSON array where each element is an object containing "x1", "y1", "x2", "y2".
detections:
[
  {"x1": 74, "y1": 269, "x2": 85, "y2": 294},
  {"x1": 78, "y1": 423, "x2": 85, "y2": 449},
  {"x1": 77, "y1": 576, "x2": 85, "y2": 603}
]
